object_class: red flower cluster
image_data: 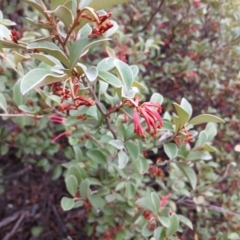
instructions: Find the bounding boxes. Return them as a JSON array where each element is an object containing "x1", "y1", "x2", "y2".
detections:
[
  {"x1": 149, "y1": 164, "x2": 164, "y2": 178},
  {"x1": 175, "y1": 130, "x2": 194, "y2": 145},
  {"x1": 10, "y1": 29, "x2": 21, "y2": 44},
  {"x1": 160, "y1": 193, "x2": 172, "y2": 209},
  {"x1": 126, "y1": 97, "x2": 163, "y2": 138},
  {"x1": 142, "y1": 211, "x2": 156, "y2": 230},
  {"x1": 103, "y1": 225, "x2": 122, "y2": 240},
  {"x1": 52, "y1": 83, "x2": 94, "y2": 111},
  {"x1": 81, "y1": 12, "x2": 113, "y2": 38}
]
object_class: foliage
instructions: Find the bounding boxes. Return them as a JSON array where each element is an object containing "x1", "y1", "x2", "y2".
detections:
[{"x1": 0, "y1": 0, "x2": 238, "y2": 239}]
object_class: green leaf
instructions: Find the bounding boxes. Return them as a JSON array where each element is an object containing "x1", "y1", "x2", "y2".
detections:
[
  {"x1": 0, "y1": 19, "x2": 16, "y2": 26},
  {"x1": 138, "y1": 157, "x2": 149, "y2": 174},
  {"x1": 18, "y1": 105, "x2": 38, "y2": 114},
  {"x1": 142, "y1": 221, "x2": 154, "y2": 237},
  {"x1": 85, "y1": 66, "x2": 98, "y2": 82},
  {"x1": 186, "y1": 151, "x2": 212, "y2": 161},
  {"x1": 162, "y1": 119, "x2": 174, "y2": 131},
  {"x1": 125, "y1": 140, "x2": 140, "y2": 160},
  {"x1": 47, "y1": 5, "x2": 73, "y2": 29},
  {"x1": 202, "y1": 143, "x2": 217, "y2": 152},
  {"x1": 114, "y1": 59, "x2": 133, "y2": 94},
  {"x1": 52, "y1": 165, "x2": 62, "y2": 180},
  {"x1": 27, "y1": 41, "x2": 70, "y2": 68},
  {"x1": 20, "y1": 69, "x2": 65, "y2": 95},
  {"x1": 176, "y1": 162, "x2": 197, "y2": 189},
  {"x1": 178, "y1": 215, "x2": 193, "y2": 230},
  {"x1": 30, "y1": 53, "x2": 61, "y2": 66},
  {"x1": 86, "y1": 149, "x2": 107, "y2": 164},
  {"x1": 50, "y1": 0, "x2": 70, "y2": 10},
  {"x1": 194, "y1": 130, "x2": 208, "y2": 149},
  {"x1": 151, "y1": 192, "x2": 160, "y2": 211},
  {"x1": 125, "y1": 182, "x2": 136, "y2": 199},
  {"x1": 150, "y1": 93, "x2": 164, "y2": 104},
  {"x1": 79, "y1": 0, "x2": 92, "y2": 8},
  {"x1": 89, "y1": 0, "x2": 130, "y2": 10},
  {"x1": 136, "y1": 196, "x2": 155, "y2": 212},
  {"x1": 228, "y1": 233, "x2": 240, "y2": 240},
  {"x1": 180, "y1": 98, "x2": 192, "y2": 118},
  {"x1": 88, "y1": 178, "x2": 102, "y2": 186},
  {"x1": 97, "y1": 57, "x2": 115, "y2": 71},
  {"x1": 80, "y1": 179, "x2": 90, "y2": 199},
  {"x1": 158, "y1": 216, "x2": 170, "y2": 228},
  {"x1": 25, "y1": 17, "x2": 55, "y2": 30},
  {"x1": 68, "y1": 37, "x2": 109, "y2": 70},
  {"x1": 163, "y1": 143, "x2": 178, "y2": 160},
  {"x1": 188, "y1": 114, "x2": 225, "y2": 125},
  {"x1": 205, "y1": 122, "x2": 217, "y2": 141},
  {"x1": 31, "y1": 226, "x2": 44, "y2": 237},
  {"x1": 61, "y1": 197, "x2": 74, "y2": 211},
  {"x1": 109, "y1": 139, "x2": 125, "y2": 150},
  {"x1": 0, "y1": 39, "x2": 26, "y2": 49},
  {"x1": 154, "y1": 227, "x2": 164, "y2": 240},
  {"x1": 74, "y1": 200, "x2": 84, "y2": 208},
  {"x1": 0, "y1": 93, "x2": 8, "y2": 113},
  {"x1": 166, "y1": 214, "x2": 179, "y2": 236},
  {"x1": 118, "y1": 150, "x2": 129, "y2": 169},
  {"x1": 65, "y1": 175, "x2": 78, "y2": 196},
  {"x1": 88, "y1": 194, "x2": 105, "y2": 209},
  {"x1": 173, "y1": 103, "x2": 190, "y2": 128},
  {"x1": 67, "y1": 165, "x2": 82, "y2": 183},
  {"x1": 24, "y1": 0, "x2": 45, "y2": 16},
  {"x1": 98, "y1": 71, "x2": 122, "y2": 87}
]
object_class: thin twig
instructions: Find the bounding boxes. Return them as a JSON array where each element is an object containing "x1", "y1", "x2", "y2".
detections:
[
  {"x1": 0, "y1": 53, "x2": 24, "y2": 77},
  {"x1": 0, "y1": 113, "x2": 44, "y2": 118},
  {"x1": 181, "y1": 199, "x2": 240, "y2": 220},
  {"x1": 83, "y1": 78, "x2": 118, "y2": 139},
  {"x1": 141, "y1": 0, "x2": 165, "y2": 32},
  {"x1": 2, "y1": 213, "x2": 26, "y2": 240},
  {"x1": 0, "y1": 211, "x2": 25, "y2": 229}
]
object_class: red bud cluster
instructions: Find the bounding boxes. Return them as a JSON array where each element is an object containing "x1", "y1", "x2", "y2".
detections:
[
  {"x1": 149, "y1": 164, "x2": 164, "y2": 178},
  {"x1": 103, "y1": 225, "x2": 122, "y2": 240},
  {"x1": 125, "y1": 97, "x2": 163, "y2": 139},
  {"x1": 81, "y1": 12, "x2": 113, "y2": 38},
  {"x1": 10, "y1": 29, "x2": 21, "y2": 44}
]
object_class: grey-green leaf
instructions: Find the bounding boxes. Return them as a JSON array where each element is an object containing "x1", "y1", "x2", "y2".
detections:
[
  {"x1": 166, "y1": 214, "x2": 179, "y2": 236},
  {"x1": 114, "y1": 59, "x2": 133, "y2": 94},
  {"x1": 20, "y1": 69, "x2": 65, "y2": 95},
  {"x1": 150, "y1": 93, "x2": 164, "y2": 104},
  {"x1": 188, "y1": 114, "x2": 225, "y2": 125},
  {"x1": 180, "y1": 98, "x2": 192, "y2": 118},
  {"x1": 118, "y1": 150, "x2": 129, "y2": 169},
  {"x1": 89, "y1": 0, "x2": 130, "y2": 10},
  {"x1": 80, "y1": 178, "x2": 90, "y2": 199},
  {"x1": 66, "y1": 175, "x2": 78, "y2": 197},
  {"x1": 61, "y1": 197, "x2": 74, "y2": 211},
  {"x1": 163, "y1": 143, "x2": 178, "y2": 160},
  {"x1": 109, "y1": 139, "x2": 125, "y2": 150},
  {"x1": 98, "y1": 71, "x2": 122, "y2": 87},
  {"x1": 68, "y1": 37, "x2": 109, "y2": 70},
  {"x1": 27, "y1": 41, "x2": 70, "y2": 68},
  {"x1": 176, "y1": 162, "x2": 197, "y2": 189},
  {"x1": 173, "y1": 103, "x2": 190, "y2": 128},
  {"x1": 0, "y1": 93, "x2": 8, "y2": 113}
]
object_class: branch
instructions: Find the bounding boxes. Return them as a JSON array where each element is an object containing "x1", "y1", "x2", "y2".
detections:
[
  {"x1": 140, "y1": 0, "x2": 165, "y2": 32},
  {"x1": 82, "y1": 78, "x2": 118, "y2": 139}
]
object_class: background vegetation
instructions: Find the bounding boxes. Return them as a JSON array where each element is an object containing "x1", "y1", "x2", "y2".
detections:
[{"x1": 0, "y1": 0, "x2": 240, "y2": 239}]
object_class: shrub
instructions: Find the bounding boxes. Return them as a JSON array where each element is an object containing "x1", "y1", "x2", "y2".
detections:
[{"x1": 1, "y1": 0, "x2": 236, "y2": 239}]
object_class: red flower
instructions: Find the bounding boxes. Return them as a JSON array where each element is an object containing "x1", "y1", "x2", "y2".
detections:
[
  {"x1": 81, "y1": 12, "x2": 113, "y2": 38},
  {"x1": 160, "y1": 193, "x2": 172, "y2": 208},
  {"x1": 126, "y1": 97, "x2": 163, "y2": 138}
]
